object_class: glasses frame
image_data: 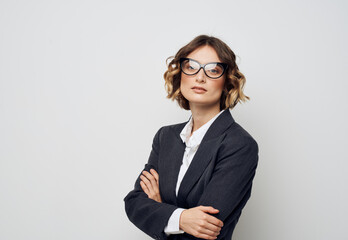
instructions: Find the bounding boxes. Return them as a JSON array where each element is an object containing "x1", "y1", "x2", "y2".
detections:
[{"x1": 179, "y1": 57, "x2": 228, "y2": 79}]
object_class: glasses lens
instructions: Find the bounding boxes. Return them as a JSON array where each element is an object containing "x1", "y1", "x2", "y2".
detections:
[
  {"x1": 205, "y1": 63, "x2": 224, "y2": 78},
  {"x1": 181, "y1": 59, "x2": 200, "y2": 75}
]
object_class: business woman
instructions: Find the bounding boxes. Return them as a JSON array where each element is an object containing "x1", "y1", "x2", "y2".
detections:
[{"x1": 124, "y1": 35, "x2": 259, "y2": 240}]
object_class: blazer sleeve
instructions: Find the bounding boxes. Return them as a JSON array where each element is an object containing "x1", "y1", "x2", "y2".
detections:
[
  {"x1": 197, "y1": 136, "x2": 259, "y2": 224},
  {"x1": 124, "y1": 127, "x2": 178, "y2": 240}
]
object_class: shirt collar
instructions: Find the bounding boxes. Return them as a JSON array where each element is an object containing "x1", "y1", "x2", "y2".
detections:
[{"x1": 180, "y1": 110, "x2": 224, "y2": 147}]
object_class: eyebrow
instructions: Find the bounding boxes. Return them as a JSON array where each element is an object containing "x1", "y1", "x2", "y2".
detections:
[{"x1": 185, "y1": 58, "x2": 224, "y2": 64}]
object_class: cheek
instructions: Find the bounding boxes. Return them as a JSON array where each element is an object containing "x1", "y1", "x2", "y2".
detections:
[
  {"x1": 211, "y1": 78, "x2": 225, "y2": 93},
  {"x1": 180, "y1": 73, "x2": 188, "y2": 82},
  {"x1": 180, "y1": 74, "x2": 191, "y2": 89}
]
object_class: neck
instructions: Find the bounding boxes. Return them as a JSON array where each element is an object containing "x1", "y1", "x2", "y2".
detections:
[{"x1": 190, "y1": 103, "x2": 221, "y2": 134}]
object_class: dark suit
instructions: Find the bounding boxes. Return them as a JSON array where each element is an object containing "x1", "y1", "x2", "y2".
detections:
[{"x1": 124, "y1": 108, "x2": 259, "y2": 240}]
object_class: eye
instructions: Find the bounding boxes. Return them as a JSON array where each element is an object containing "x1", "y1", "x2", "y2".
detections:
[
  {"x1": 207, "y1": 67, "x2": 222, "y2": 74},
  {"x1": 206, "y1": 63, "x2": 224, "y2": 76},
  {"x1": 183, "y1": 63, "x2": 194, "y2": 70},
  {"x1": 183, "y1": 60, "x2": 198, "y2": 71}
]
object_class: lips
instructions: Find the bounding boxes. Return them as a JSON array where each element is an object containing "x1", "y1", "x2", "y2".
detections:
[{"x1": 192, "y1": 86, "x2": 207, "y2": 91}]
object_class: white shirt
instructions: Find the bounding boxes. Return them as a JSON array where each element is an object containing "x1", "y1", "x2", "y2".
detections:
[{"x1": 164, "y1": 110, "x2": 224, "y2": 235}]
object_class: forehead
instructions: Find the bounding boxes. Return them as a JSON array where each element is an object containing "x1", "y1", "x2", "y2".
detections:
[{"x1": 186, "y1": 45, "x2": 221, "y2": 64}]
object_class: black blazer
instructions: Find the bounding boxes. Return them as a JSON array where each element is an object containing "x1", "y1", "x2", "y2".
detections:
[{"x1": 124, "y1": 109, "x2": 259, "y2": 240}]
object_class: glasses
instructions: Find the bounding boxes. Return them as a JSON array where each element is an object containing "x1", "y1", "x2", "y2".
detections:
[{"x1": 180, "y1": 58, "x2": 228, "y2": 79}]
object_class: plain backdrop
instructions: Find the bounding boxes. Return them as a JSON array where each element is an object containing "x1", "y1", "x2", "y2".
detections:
[{"x1": 1, "y1": 0, "x2": 347, "y2": 239}]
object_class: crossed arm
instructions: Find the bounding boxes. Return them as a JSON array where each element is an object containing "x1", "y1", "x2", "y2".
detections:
[
  {"x1": 140, "y1": 169, "x2": 223, "y2": 240},
  {"x1": 125, "y1": 127, "x2": 258, "y2": 240}
]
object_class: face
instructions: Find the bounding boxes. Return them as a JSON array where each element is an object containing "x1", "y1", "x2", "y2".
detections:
[{"x1": 180, "y1": 45, "x2": 225, "y2": 110}]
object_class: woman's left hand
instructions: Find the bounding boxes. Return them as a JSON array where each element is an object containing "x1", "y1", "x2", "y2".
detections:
[{"x1": 140, "y1": 169, "x2": 162, "y2": 203}]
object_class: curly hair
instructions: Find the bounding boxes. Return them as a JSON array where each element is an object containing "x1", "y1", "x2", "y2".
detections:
[{"x1": 164, "y1": 35, "x2": 249, "y2": 110}]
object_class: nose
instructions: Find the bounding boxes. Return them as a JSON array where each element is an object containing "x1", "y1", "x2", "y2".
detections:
[{"x1": 195, "y1": 68, "x2": 206, "y2": 82}]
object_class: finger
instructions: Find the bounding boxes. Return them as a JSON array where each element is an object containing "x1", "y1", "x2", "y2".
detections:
[
  {"x1": 140, "y1": 181, "x2": 150, "y2": 196},
  {"x1": 142, "y1": 171, "x2": 159, "y2": 195},
  {"x1": 141, "y1": 175, "x2": 162, "y2": 201},
  {"x1": 150, "y1": 169, "x2": 159, "y2": 182},
  {"x1": 142, "y1": 171, "x2": 158, "y2": 187},
  {"x1": 198, "y1": 206, "x2": 220, "y2": 214},
  {"x1": 141, "y1": 177, "x2": 156, "y2": 199},
  {"x1": 140, "y1": 180, "x2": 147, "y2": 192},
  {"x1": 197, "y1": 206, "x2": 223, "y2": 227},
  {"x1": 197, "y1": 221, "x2": 221, "y2": 236},
  {"x1": 140, "y1": 175, "x2": 154, "y2": 191},
  {"x1": 205, "y1": 214, "x2": 224, "y2": 228}
]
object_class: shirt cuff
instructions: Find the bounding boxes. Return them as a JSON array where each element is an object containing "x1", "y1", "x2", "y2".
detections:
[{"x1": 164, "y1": 208, "x2": 185, "y2": 235}]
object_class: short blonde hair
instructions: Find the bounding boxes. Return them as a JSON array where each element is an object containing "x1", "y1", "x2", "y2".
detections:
[{"x1": 164, "y1": 35, "x2": 249, "y2": 110}]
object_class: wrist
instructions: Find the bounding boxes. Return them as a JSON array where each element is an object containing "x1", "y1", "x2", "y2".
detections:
[{"x1": 179, "y1": 209, "x2": 187, "y2": 230}]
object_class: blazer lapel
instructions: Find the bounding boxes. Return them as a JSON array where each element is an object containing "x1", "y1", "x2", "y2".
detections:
[{"x1": 177, "y1": 109, "x2": 235, "y2": 207}]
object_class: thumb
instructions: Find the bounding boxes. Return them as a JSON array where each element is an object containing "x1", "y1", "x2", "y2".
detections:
[{"x1": 198, "y1": 206, "x2": 220, "y2": 213}]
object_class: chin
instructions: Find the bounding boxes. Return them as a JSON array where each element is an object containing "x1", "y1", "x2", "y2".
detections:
[
  {"x1": 186, "y1": 96, "x2": 209, "y2": 104},
  {"x1": 188, "y1": 99, "x2": 220, "y2": 107}
]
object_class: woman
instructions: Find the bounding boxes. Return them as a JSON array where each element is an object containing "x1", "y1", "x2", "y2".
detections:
[{"x1": 124, "y1": 35, "x2": 259, "y2": 240}]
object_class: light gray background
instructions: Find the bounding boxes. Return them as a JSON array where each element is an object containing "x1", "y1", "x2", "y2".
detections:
[{"x1": 1, "y1": 0, "x2": 347, "y2": 239}]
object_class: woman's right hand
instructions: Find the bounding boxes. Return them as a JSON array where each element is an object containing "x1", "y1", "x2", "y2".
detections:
[{"x1": 179, "y1": 206, "x2": 223, "y2": 240}]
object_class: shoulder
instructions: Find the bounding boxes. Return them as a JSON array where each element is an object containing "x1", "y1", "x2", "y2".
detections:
[
  {"x1": 220, "y1": 120, "x2": 259, "y2": 156},
  {"x1": 226, "y1": 121, "x2": 258, "y2": 144},
  {"x1": 153, "y1": 121, "x2": 187, "y2": 139}
]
